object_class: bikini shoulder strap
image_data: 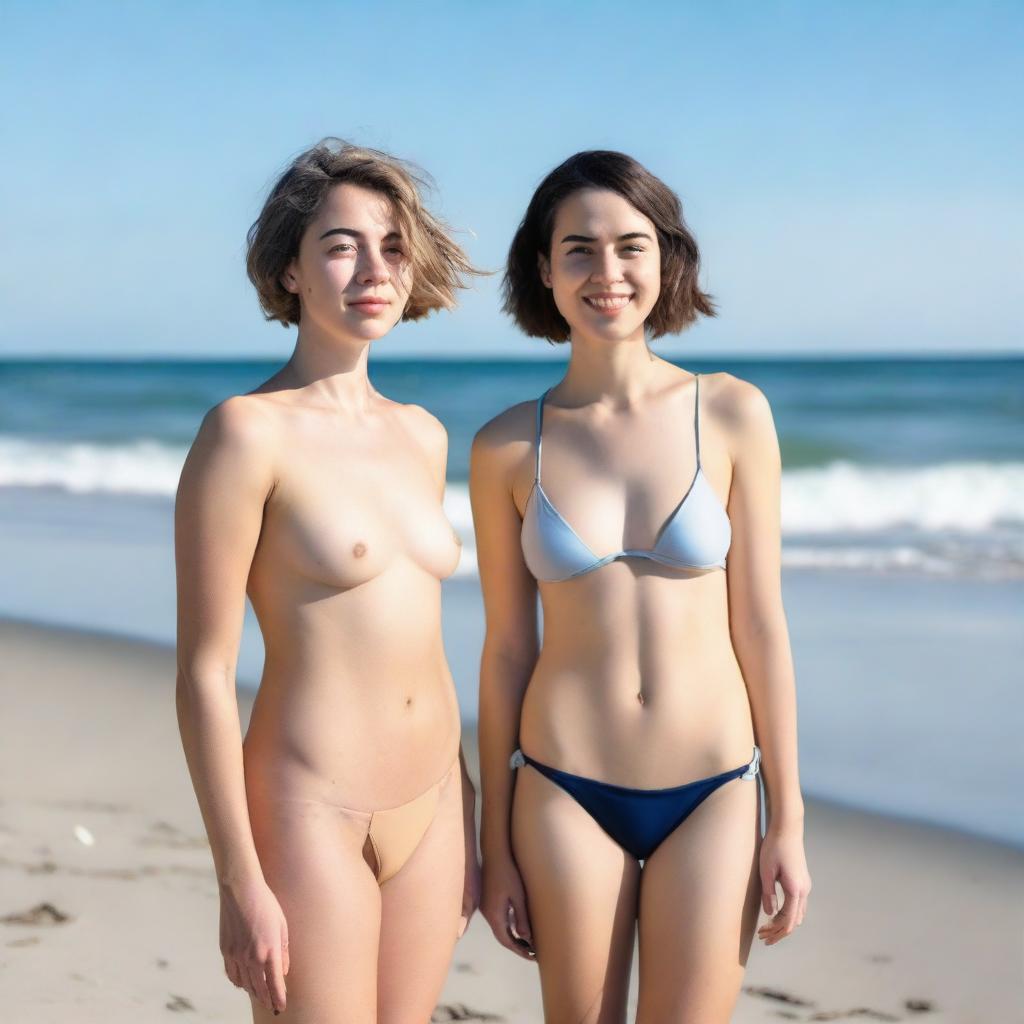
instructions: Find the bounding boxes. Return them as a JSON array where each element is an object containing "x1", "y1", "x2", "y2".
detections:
[
  {"x1": 534, "y1": 390, "x2": 547, "y2": 482},
  {"x1": 693, "y1": 373, "x2": 702, "y2": 469}
]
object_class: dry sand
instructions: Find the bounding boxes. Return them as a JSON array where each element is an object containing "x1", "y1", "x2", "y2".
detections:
[{"x1": 1, "y1": 620, "x2": 1021, "y2": 1023}]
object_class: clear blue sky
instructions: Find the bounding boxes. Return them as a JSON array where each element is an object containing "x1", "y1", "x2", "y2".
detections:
[{"x1": 2, "y1": 1, "x2": 1021, "y2": 357}]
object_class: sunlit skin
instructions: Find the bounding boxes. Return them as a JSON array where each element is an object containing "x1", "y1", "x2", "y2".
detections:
[
  {"x1": 176, "y1": 182, "x2": 480, "y2": 1023},
  {"x1": 539, "y1": 188, "x2": 661, "y2": 345},
  {"x1": 472, "y1": 187, "x2": 810, "y2": 1022},
  {"x1": 283, "y1": 185, "x2": 413, "y2": 343}
]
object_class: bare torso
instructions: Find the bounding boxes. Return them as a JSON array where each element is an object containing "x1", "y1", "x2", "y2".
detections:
[
  {"x1": 511, "y1": 372, "x2": 754, "y2": 786},
  {"x1": 239, "y1": 390, "x2": 462, "y2": 811}
]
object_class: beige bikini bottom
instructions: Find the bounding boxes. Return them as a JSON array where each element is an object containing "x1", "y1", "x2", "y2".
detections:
[{"x1": 346, "y1": 757, "x2": 459, "y2": 884}]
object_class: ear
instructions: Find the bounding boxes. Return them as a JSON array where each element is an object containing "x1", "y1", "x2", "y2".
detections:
[
  {"x1": 281, "y1": 258, "x2": 300, "y2": 295},
  {"x1": 537, "y1": 252, "x2": 552, "y2": 289}
]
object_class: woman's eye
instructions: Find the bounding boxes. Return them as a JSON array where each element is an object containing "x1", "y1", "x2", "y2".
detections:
[
  {"x1": 567, "y1": 246, "x2": 591, "y2": 255},
  {"x1": 329, "y1": 244, "x2": 354, "y2": 254},
  {"x1": 384, "y1": 247, "x2": 405, "y2": 258},
  {"x1": 622, "y1": 245, "x2": 645, "y2": 255}
]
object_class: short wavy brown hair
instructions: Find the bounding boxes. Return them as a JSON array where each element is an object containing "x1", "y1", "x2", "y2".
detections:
[
  {"x1": 502, "y1": 150, "x2": 716, "y2": 342},
  {"x1": 247, "y1": 138, "x2": 479, "y2": 326}
]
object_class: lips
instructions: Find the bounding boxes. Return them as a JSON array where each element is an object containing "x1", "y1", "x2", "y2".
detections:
[
  {"x1": 583, "y1": 294, "x2": 633, "y2": 312},
  {"x1": 349, "y1": 298, "x2": 389, "y2": 312}
]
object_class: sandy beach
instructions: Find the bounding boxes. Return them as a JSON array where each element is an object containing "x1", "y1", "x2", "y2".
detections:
[{"x1": 1, "y1": 619, "x2": 1021, "y2": 1023}]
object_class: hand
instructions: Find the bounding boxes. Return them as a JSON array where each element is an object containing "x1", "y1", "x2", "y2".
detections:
[
  {"x1": 757, "y1": 824, "x2": 811, "y2": 946},
  {"x1": 219, "y1": 877, "x2": 290, "y2": 1014},
  {"x1": 480, "y1": 854, "x2": 535, "y2": 961},
  {"x1": 458, "y1": 828, "x2": 482, "y2": 939}
]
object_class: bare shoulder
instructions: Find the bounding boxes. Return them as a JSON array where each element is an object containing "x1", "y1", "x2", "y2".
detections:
[
  {"x1": 194, "y1": 393, "x2": 280, "y2": 453},
  {"x1": 701, "y1": 371, "x2": 775, "y2": 436},
  {"x1": 394, "y1": 402, "x2": 449, "y2": 475},
  {"x1": 472, "y1": 399, "x2": 537, "y2": 458},
  {"x1": 179, "y1": 394, "x2": 281, "y2": 502},
  {"x1": 396, "y1": 400, "x2": 447, "y2": 444}
]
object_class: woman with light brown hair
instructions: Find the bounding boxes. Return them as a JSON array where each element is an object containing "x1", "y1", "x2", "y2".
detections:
[
  {"x1": 472, "y1": 150, "x2": 811, "y2": 1022},
  {"x1": 175, "y1": 138, "x2": 481, "y2": 1022}
]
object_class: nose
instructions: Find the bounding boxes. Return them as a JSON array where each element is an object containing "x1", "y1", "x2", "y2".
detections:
[
  {"x1": 589, "y1": 248, "x2": 624, "y2": 286},
  {"x1": 356, "y1": 246, "x2": 391, "y2": 287}
]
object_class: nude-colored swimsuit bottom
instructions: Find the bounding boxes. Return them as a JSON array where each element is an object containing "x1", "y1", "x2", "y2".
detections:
[{"x1": 344, "y1": 757, "x2": 459, "y2": 884}]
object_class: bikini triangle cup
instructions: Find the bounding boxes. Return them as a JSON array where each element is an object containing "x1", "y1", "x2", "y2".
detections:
[{"x1": 520, "y1": 374, "x2": 732, "y2": 582}]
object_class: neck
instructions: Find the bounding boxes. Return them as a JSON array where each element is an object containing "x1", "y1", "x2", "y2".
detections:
[
  {"x1": 280, "y1": 323, "x2": 374, "y2": 411},
  {"x1": 560, "y1": 326, "x2": 662, "y2": 404}
]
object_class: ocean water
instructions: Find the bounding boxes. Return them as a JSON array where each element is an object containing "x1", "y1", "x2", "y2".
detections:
[
  {"x1": 2, "y1": 356, "x2": 1022, "y2": 847},
  {"x1": 2, "y1": 356, "x2": 1023, "y2": 580}
]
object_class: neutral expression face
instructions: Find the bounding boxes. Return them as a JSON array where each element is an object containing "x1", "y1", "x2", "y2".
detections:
[{"x1": 283, "y1": 183, "x2": 413, "y2": 341}]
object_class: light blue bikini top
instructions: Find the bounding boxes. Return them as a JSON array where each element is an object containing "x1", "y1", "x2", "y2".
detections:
[{"x1": 520, "y1": 374, "x2": 731, "y2": 582}]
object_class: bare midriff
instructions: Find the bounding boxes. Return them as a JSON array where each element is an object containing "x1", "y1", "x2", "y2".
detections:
[
  {"x1": 519, "y1": 563, "x2": 753, "y2": 789},
  {"x1": 240, "y1": 455, "x2": 462, "y2": 814}
]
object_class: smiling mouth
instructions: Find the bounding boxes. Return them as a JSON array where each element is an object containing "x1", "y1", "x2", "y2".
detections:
[{"x1": 583, "y1": 295, "x2": 633, "y2": 311}]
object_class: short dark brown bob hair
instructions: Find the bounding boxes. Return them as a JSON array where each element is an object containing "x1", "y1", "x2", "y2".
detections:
[
  {"x1": 247, "y1": 138, "x2": 479, "y2": 327},
  {"x1": 502, "y1": 150, "x2": 716, "y2": 342}
]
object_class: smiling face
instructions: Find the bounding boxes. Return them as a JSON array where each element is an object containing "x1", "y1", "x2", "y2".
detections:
[
  {"x1": 539, "y1": 188, "x2": 661, "y2": 343},
  {"x1": 282, "y1": 183, "x2": 413, "y2": 342}
]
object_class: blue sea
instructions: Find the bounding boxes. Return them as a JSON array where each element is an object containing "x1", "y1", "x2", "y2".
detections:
[
  {"x1": 2, "y1": 355, "x2": 1022, "y2": 580},
  {"x1": 1, "y1": 356, "x2": 1022, "y2": 848}
]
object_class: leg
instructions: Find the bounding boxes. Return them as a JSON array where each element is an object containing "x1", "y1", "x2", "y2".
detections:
[
  {"x1": 248, "y1": 798, "x2": 382, "y2": 1023},
  {"x1": 376, "y1": 765, "x2": 466, "y2": 1024},
  {"x1": 635, "y1": 774, "x2": 761, "y2": 1024},
  {"x1": 512, "y1": 765, "x2": 641, "y2": 1024}
]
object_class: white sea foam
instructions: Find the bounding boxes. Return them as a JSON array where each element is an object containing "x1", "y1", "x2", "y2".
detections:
[
  {"x1": 0, "y1": 438, "x2": 187, "y2": 495},
  {"x1": 3, "y1": 438, "x2": 1023, "y2": 577}
]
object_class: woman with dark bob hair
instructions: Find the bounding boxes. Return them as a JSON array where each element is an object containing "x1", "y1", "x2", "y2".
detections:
[
  {"x1": 471, "y1": 150, "x2": 811, "y2": 1022},
  {"x1": 175, "y1": 139, "x2": 481, "y2": 1022}
]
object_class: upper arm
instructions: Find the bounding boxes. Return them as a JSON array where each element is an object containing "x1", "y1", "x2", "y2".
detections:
[
  {"x1": 174, "y1": 397, "x2": 276, "y2": 688},
  {"x1": 403, "y1": 404, "x2": 449, "y2": 498},
  {"x1": 722, "y1": 377, "x2": 785, "y2": 637},
  {"x1": 469, "y1": 410, "x2": 538, "y2": 665}
]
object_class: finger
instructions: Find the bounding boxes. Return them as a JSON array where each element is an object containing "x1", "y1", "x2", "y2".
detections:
[
  {"x1": 491, "y1": 904, "x2": 534, "y2": 961},
  {"x1": 224, "y1": 957, "x2": 244, "y2": 988},
  {"x1": 504, "y1": 928, "x2": 537, "y2": 961},
  {"x1": 760, "y1": 890, "x2": 802, "y2": 943},
  {"x1": 281, "y1": 925, "x2": 290, "y2": 977},
  {"x1": 487, "y1": 912, "x2": 533, "y2": 960},
  {"x1": 247, "y1": 962, "x2": 273, "y2": 1012},
  {"x1": 760, "y1": 871, "x2": 778, "y2": 916},
  {"x1": 266, "y1": 948, "x2": 287, "y2": 1014},
  {"x1": 509, "y1": 898, "x2": 533, "y2": 944}
]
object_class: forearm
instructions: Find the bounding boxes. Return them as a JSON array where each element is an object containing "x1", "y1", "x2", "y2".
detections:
[
  {"x1": 478, "y1": 648, "x2": 533, "y2": 858},
  {"x1": 731, "y1": 620, "x2": 804, "y2": 828},
  {"x1": 175, "y1": 673, "x2": 264, "y2": 888},
  {"x1": 458, "y1": 745, "x2": 478, "y2": 828}
]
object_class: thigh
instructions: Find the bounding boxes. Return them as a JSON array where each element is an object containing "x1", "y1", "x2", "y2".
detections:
[
  {"x1": 635, "y1": 774, "x2": 762, "y2": 1024},
  {"x1": 376, "y1": 766, "x2": 466, "y2": 1024},
  {"x1": 512, "y1": 765, "x2": 641, "y2": 1024},
  {"x1": 249, "y1": 797, "x2": 382, "y2": 1024}
]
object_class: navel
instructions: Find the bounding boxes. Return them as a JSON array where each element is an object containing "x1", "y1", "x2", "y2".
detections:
[{"x1": 637, "y1": 691, "x2": 646, "y2": 707}]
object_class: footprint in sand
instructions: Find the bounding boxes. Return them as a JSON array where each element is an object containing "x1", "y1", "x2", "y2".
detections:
[
  {"x1": 139, "y1": 821, "x2": 209, "y2": 850},
  {"x1": 905, "y1": 999, "x2": 935, "y2": 1014},
  {"x1": 1, "y1": 901, "x2": 72, "y2": 925},
  {"x1": 166, "y1": 994, "x2": 195, "y2": 1012},
  {"x1": 431, "y1": 1004, "x2": 504, "y2": 1022},
  {"x1": 744, "y1": 985, "x2": 816, "y2": 1007},
  {"x1": 808, "y1": 1010, "x2": 900, "y2": 1021}
]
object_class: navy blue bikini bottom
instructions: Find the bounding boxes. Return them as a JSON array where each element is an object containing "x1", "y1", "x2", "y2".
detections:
[{"x1": 511, "y1": 745, "x2": 765, "y2": 861}]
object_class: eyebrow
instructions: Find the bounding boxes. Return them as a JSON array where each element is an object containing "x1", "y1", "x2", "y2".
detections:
[
  {"x1": 560, "y1": 231, "x2": 653, "y2": 244},
  {"x1": 318, "y1": 227, "x2": 403, "y2": 241}
]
